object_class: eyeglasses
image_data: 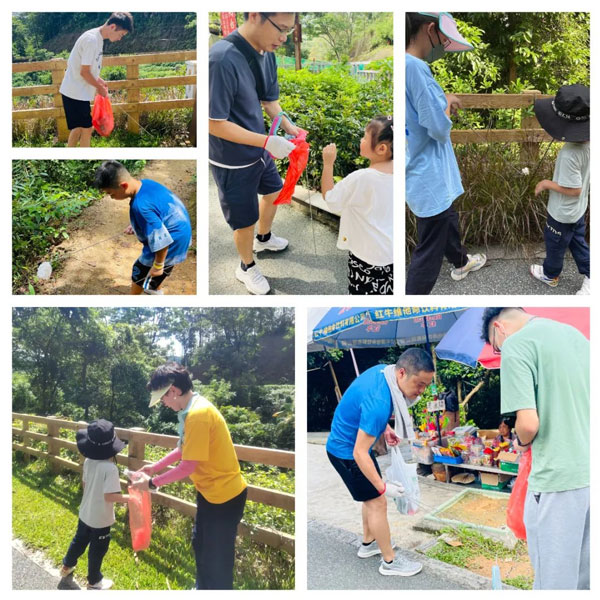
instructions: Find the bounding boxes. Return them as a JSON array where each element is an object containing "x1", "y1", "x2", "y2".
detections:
[
  {"x1": 492, "y1": 327, "x2": 502, "y2": 355},
  {"x1": 264, "y1": 15, "x2": 295, "y2": 37}
]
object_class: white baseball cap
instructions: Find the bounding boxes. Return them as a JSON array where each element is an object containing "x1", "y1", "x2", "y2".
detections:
[
  {"x1": 419, "y1": 12, "x2": 474, "y2": 52},
  {"x1": 148, "y1": 383, "x2": 172, "y2": 408}
]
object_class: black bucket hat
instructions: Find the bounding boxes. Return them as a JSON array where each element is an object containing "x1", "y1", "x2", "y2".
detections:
[
  {"x1": 534, "y1": 84, "x2": 590, "y2": 142},
  {"x1": 76, "y1": 419, "x2": 127, "y2": 460}
]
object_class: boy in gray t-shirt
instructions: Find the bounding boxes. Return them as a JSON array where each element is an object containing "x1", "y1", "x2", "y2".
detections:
[{"x1": 529, "y1": 85, "x2": 590, "y2": 295}]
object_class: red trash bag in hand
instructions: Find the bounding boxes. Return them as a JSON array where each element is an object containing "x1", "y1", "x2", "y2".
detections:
[
  {"x1": 128, "y1": 484, "x2": 152, "y2": 551},
  {"x1": 92, "y1": 95, "x2": 114, "y2": 137},
  {"x1": 274, "y1": 130, "x2": 310, "y2": 205},
  {"x1": 506, "y1": 448, "x2": 532, "y2": 540}
]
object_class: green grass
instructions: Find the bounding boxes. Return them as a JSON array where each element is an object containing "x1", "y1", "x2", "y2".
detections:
[
  {"x1": 12, "y1": 456, "x2": 294, "y2": 590},
  {"x1": 425, "y1": 526, "x2": 533, "y2": 590}
]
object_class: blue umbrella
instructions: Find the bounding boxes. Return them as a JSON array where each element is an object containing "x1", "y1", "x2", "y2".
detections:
[{"x1": 311, "y1": 307, "x2": 466, "y2": 350}]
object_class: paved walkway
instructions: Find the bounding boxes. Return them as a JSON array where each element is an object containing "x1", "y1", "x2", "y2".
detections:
[
  {"x1": 415, "y1": 244, "x2": 586, "y2": 295},
  {"x1": 12, "y1": 539, "x2": 66, "y2": 590},
  {"x1": 209, "y1": 171, "x2": 348, "y2": 295}
]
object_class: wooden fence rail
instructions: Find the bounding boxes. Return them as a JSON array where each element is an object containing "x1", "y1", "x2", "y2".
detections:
[
  {"x1": 12, "y1": 413, "x2": 294, "y2": 554},
  {"x1": 450, "y1": 91, "x2": 553, "y2": 162},
  {"x1": 12, "y1": 50, "x2": 197, "y2": 142}
]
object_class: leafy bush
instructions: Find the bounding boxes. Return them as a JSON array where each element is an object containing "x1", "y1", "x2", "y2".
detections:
[{"x1": 277, "y1": 60, "x2": 393, "y2": 188}]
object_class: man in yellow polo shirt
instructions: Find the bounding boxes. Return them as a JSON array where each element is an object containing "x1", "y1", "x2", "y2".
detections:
[{"x1": 131, "y1": 362, "x2": 247, "y2": 589}]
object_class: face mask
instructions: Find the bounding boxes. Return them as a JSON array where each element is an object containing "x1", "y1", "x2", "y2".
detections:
[{"x1": 425, "y1": 28, "x2": 445, "y2": 63}]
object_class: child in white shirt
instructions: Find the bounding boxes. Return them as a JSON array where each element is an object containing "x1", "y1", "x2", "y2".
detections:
[{"x1": 321, "y1": 116, "x2": 393, "y2": 294}]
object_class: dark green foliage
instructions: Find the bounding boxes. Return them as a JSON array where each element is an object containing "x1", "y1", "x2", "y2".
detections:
[
  {"x1": 12, "y1": 160, "x2": 146, "y2": 292},
  {"x1": 277, "y1": 59, "x2": 392, "y2": 188},
  {"x1": 13, "y1": 307, "x2": 295, "y2": 447},
  {"x1": 12, "y1": 13, "x2": 196, "y2": 62}
]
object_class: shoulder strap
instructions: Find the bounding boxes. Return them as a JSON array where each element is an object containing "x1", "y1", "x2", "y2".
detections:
[{"x1": 224, "y1": 32, "x2": 267, "y2": 100}]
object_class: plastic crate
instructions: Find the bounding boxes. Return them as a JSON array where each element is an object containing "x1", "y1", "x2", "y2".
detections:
[
  {"x1": 433, "y1": 455, "x2": 463, "y2": 465},
  {"x1": 500, "y1": 460, "x2": 519, "y2": 473}
]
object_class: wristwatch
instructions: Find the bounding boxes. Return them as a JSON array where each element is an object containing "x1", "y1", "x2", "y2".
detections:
[
  {"x1": 515, "y1": 433, "x2": 531, "y2": 448},
  {"x1": 148, "y1": 477, "x2": 158, "y2": 490}
]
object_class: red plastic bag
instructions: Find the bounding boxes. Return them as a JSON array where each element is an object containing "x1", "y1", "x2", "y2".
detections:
[
  {"x1": 274, "y1": 130, "x2": 310, "y2": 205},
  {"x1": 506, "y1": 448, "x2": 532, "y2": 539},
  {"x1": 128, "y1": 484, "x2": 152, "y2": 551},
  {"x1": 92, "y1": 95, "x2": 114, "y2": 137}
]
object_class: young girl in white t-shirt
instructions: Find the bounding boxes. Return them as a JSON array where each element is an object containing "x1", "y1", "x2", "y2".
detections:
[
  {"x1": 58, "y1": 419, "x2": 129, "y2": 590},
  {"x1": 321, "y1": 116, "x2": 393, "y2": 294}
]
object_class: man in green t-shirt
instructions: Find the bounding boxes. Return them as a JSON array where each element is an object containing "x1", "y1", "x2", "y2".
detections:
[{"x1": 481, "y1": 308, "x2": 589, "y2": 590}]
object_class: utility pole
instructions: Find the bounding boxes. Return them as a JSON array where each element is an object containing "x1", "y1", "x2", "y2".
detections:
[{"x1": 294, "y1": 14, "x2": 302, "y2": 70}]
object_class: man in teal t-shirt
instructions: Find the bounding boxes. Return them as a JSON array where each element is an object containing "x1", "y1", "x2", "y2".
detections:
[{"x1": 481, "y1": 308, "x2": 589, "y2": 590}]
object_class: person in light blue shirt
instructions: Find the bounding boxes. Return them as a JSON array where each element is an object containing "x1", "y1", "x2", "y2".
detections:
[
  {"x1": 94, "y1": 161, "x2": 192, "y2": 295},
  {"x1": 405, "y1": 13, "x2": 486, "y2": 294}
]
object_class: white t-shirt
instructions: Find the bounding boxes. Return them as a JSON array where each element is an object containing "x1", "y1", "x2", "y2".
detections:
[
  {"x1": 324, "y1": 168, "x2": 393, "y2": 266},
  {"x1": 547, "y1": 142, "x2": 590, "y2": 224},
  {"x1": 79, "y1": 458, "x2": 121, "y2": 529},
  {"x1": 59, "y1": 28, "x2": 104, "y2": 101}
]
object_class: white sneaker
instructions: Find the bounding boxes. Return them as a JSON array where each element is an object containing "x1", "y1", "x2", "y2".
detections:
[
  {"x1": 576, "y1": 276, "x2": 590, "y2": 295},
  {"x1": 379, "y1": 553, "x2": 423, "y2": 577},
  {"x1": 357, "y1": 539, "x2": 397, "y2": 558},
  {"x1": 451, "y1": 253, "x2": 487, "y2": 281},
  {"x1": 143, "y1": 288, "x2": 164, "y2": 295},
  {"x1": 253, "y1": 233, "x2": 289, "y2": 253},
  {"x1": 235, "y1": 264, "x2": 270, "y2": 295},
  {"x1": 530, "y1": 264, "x2": 559, "y2": 288},
  {"x1": 87, "y1": 578, "x2": 113, "y2": 590}
]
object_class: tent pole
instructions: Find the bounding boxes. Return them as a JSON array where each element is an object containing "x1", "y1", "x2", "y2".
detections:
[
  {"x1": 424, "y1": 317, "x2": 442, "y2": 442},
  {"x1": 349, "y1": 348, "x2": 360, "y2": 377},
  {"x1": 328, "y1": 360, "x2": 342, "y2": 403}
]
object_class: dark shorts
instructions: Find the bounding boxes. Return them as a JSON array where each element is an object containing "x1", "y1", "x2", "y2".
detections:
[
  {"x1": 61, "y1": 94, "x2": 93, "y2": 130},
  {"x1": 131, "y1": 259, "x2": 174, "y2": 289},
  {"x1": 211, "y1": 152, "x2": 283, "y2": 230},
  {"x1": 327, "y1": 450, "x2": 382, "y2": 502}
]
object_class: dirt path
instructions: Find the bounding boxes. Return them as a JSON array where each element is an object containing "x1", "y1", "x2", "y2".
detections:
[{"x1": 38, "y1": 160, "x2": 196, "y2": 295}]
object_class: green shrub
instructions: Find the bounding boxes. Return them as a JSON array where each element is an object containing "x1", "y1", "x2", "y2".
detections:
[{"x1": 277, "y1": 60, "x2": 393, "y2": 188}]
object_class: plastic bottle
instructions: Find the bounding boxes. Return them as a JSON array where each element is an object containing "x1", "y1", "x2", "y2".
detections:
[{"x1": 125, "y1": 469, "x2": 152, "y2": 551}]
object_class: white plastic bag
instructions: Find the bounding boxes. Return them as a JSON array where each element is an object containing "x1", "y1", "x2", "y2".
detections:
[{"x1": 386, "y1": 445, "x2": 420, "y2": 515}]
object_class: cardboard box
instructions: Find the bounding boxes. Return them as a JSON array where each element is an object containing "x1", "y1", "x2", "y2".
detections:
[
  {"x1": 477, "y1": 429, "x2": 499, "y2": 441},
  {"x1": 498, "y1": 451, "x2": 519, "y2": 463},
  {"x1": 480, "y1": 471, "x2": 512, "y2": 487}
]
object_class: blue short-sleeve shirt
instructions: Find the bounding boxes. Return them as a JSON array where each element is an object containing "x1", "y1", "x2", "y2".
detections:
[
  {"x1": 129, "y1": 180, "x2": 192, "y2": 267},
  {"x1": 209, "y1": 31, "x2": 279, "y2": 167},
  {"x1": 405, "y1": 53, "x2": 464, "y2": 218},
  {"x1": 326, "y1": 365, "x2": 393, "y2": 460}
]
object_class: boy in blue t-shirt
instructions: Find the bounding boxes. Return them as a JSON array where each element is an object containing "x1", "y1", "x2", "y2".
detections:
[{"x1": 94, "y1": 161, "x2": 192, "y2": 295}]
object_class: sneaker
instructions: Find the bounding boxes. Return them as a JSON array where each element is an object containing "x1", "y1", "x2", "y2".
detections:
[
  {"x1": 59, "y1": 565, "x2": 75, "y2": 578},
  {"x1": 57, "y1": 574, "x2": 80, "y2": 590},
  {"x1": 87, "y1": 578, "x2": 113, "y2": 590},
  {"x1": 451, "y1": 253, "x2": 487, "y2": 281},
  {"x1": 529, "y1": 264, "x2": 558, "y2": 288},
  {"x1": 253, "y1": 233, "x2": 289, "y2": 253},
  {"x1": 379, "y1": 553, "x2": 423, "y2": 577},
  {"x1": 235, "y1": 264, "x2": 270, "y2": 295},
  {"x1": 143, "y1": 288, "x2": 164, "y2": 295},
  {"x1": 576, "y1": 276, "x2": 590, "y2": 295},
  {"x1": 357, "y1": 539, "x2": 397, "y2": 558}
]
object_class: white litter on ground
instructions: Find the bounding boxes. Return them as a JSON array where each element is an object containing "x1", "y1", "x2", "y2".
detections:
[{"x1": 37, "y1": 262, "x2": 53, "y2": 280}]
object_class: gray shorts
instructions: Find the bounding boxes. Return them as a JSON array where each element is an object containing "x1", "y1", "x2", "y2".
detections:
[{"x1": 524, "y1": 487, "x2": 589, "y2": 589}]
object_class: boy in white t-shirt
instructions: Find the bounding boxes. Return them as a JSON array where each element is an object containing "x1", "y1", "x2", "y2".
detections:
[
  {"x1": 58, "y1": 420, "x2": 129, "y2": 590},
  {"x1": 59, "y1": 12, "x2": 133, "y2": 148},
  {"x1": 321, "y1": 116, "x2": 394, "y2": 294},
  {"x1": 529, "y1": 85, "x2": 590, "y2": 295}
]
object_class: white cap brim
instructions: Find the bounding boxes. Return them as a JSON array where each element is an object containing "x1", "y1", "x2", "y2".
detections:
[{"x1": 149, "y1": 384, "x2": 172, "y2": 407}]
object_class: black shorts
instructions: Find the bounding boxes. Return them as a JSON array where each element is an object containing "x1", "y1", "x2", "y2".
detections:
[
  {"x1": 327, "y1": 450, "x2": 382, "y2": 502},
  {"x1": 211, "y1": 152, "x2": 283, "y2": 231},
  {"x1": 132, "y1": 259, "x2": 174, "y2": 289},
  {"x1": 61, "y1": 94, "x2": 93, "y2": 130}
]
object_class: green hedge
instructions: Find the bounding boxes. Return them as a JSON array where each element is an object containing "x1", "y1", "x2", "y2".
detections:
[{"x1": 276, "y1": 60, "x2": 393, "y2": 189}]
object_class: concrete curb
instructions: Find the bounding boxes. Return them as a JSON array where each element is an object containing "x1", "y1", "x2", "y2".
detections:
[{"x1": 308, "y1": 520, "x2": 517, "y2": 590}]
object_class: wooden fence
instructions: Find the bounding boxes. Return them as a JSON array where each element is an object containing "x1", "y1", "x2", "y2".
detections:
[
  {"x1": 12, "y1": 50, "x2": 197, "y2": 142},
  {"x1": 12, "y1": 413, "x2": 294, "y2": 554},
  {"x1": 451, "y1": 90, "x2": 553, "y2": 162}
]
